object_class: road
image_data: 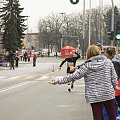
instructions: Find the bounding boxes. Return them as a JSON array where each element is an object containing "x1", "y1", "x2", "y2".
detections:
[{"x1": 0, "y1": 57, "x2": 93, "y2": 120}]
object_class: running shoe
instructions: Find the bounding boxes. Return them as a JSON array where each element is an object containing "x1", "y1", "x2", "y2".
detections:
[
  {"x1": 68, "y1": 88, "x2": 71, "y2": 92},
  {"x1": 71, "y1": 83, "x2": 74, "y2": 89}
]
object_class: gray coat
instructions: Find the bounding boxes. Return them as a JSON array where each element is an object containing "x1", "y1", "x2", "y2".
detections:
[{"x1": 58, "y1": 55, "x2": 117, "y2": 103}]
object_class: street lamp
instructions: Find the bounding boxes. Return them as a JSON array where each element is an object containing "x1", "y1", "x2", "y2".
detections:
[
  {"x1": 46, "y1": 26, "x2": 50, "y2": 57},
  {"x1": 59, "y1": 12, "x2": 65, "y2": 49},
  {"x1": 25, "y1": 16, "x2": 30, "y2": 49}
]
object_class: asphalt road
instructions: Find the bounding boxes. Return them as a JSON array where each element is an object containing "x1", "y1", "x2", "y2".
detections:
[{"x1": 0, "y1": 57, "x2": 93, "y2": 120}]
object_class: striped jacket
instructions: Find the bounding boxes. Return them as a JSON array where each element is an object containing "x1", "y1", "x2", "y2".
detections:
[{"x1": 58, "y1": 55, "x2": 118, "y2": 103}]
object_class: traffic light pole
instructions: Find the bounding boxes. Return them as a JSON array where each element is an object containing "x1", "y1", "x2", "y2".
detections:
[
  {"x1": 111, "y1": 0, "x2": 114, "y2": 46},
  {"x1": 82, "y1": 0, "x2": 85, "y2": 59},
  {"x1": 69, "y1": 0, "x2": 85, "y2": 59}
]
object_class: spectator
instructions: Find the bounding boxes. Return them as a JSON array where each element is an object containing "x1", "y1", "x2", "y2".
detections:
[
  {"x1": 55, "y1": 52, "x2": 58, "y2": 58},
  {"x1": 27, "y1": 54, "x2": 31, "y2": 62},
  {"x1": 9, "y1": 52, "x2": 15, "y2": 70},
  {"x1": 33, "y1": 53, "x2": 37, "y2": 67},
  {"x1": 23, "y1": 52, "x2": 28, "y2": 62},
  {"x1": 105, "y1": 46, "x2": 120, "y2": 115},
  {"x1": 15, "y1": 56, "x2": 19, "y2": 68}
]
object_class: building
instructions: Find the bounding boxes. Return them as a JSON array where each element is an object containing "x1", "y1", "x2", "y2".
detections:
[{"x1": 23, "y1": 33, "x2": 40, "y2": 51}]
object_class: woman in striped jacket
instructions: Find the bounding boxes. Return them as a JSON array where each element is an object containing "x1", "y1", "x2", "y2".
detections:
[{"x1": 50, "y1": 45, "x2": 117, "y2": 120}]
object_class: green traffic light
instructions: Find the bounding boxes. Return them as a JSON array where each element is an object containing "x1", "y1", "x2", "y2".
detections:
[
  {"x1": 116, "y1": 34, "x2": 120, "y2": 40},
  {"x1": 70, "y1": 0, "x2": 79, "y2": 4}
]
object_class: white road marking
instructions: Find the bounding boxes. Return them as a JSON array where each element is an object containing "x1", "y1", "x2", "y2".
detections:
[
  {"x1": 7, "y1": 76, "x2": 21, "y2": 80},
  {"x1": 57, "y1": 105, "x2": 71, "y2": 108},
  {"x1": 0, "y1": 81, "x2": 36, "y2": 93},
  {"x1": 0, "y1": 72, "x2": 85, "y2": 94},
  {"x1": 76, "y1": 92, "x2": 85, "y2": 95},
  {"x1": 36, "y1": 75, "x2": 49, "y2": 80},
  {"x1": 0, "y1": 76, "x2": 6, "y2": 79},
  {"x1": 23, "y1": 76, "x2": 34, "y2": 79},
  {"x1": 74, "y1": 85, "x2": 85, "y2": 87}
]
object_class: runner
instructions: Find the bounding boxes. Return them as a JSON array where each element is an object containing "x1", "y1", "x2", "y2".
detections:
[{"x1": 59, "y1": 51, "x2": 80, "y2": 92}]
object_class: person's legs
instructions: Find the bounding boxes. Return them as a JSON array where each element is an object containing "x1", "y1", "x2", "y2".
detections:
[
  {"x1": 69, "y1": 71, "x2": 75, "y2": 89},
  {"x1": 68, "y1": 82, "x2": 71, "y2": 92},
  {"x1": 67, "y1": 73, "x2": 71, "y2": 92},
  {"x1": 90, "y1": 102, "x2": 103, "y2": 120},
  {"x1": 71, "y1": 80, "x2": 75, "y2": 89},
  {"x1": 33, "y1": 61, "x2": 36, "y2": 67},
  {"x1": 116, "y1": 96, "x2": 120, "y2": 114},
  {"x1": 103, "y1": 99, "x2": 116, "y2": 120}
]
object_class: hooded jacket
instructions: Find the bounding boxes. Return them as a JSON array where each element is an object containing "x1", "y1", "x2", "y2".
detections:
[{"x1": 58, "y1": 55, "x2": 117, "y2": 103}]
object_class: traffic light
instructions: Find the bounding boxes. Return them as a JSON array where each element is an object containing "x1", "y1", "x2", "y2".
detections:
[
  {"x1": 116, "y1": 21, "x2": 120, "y2": 34},
  {"x1": 116, "y1": 21, "x2": 120, "y2": 40},
  {"x1": 107, "y1": 31, "x2": 114, "y2": 40},
  {"x1": 70, "y1": 0, "x2": 79, "y2": 4}
]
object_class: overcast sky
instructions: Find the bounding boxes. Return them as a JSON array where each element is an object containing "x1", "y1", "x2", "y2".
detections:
[{"x1": 19, "y1": 0, "x2": 120, "y2": 33}]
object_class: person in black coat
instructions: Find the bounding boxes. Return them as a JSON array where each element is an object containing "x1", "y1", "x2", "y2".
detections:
[
  {"x1": 15, "y1": 56, "x2": 19, "y2": 68},
  {"x1": 8, "y1": 52, "x2": 15, "y2": 70}
]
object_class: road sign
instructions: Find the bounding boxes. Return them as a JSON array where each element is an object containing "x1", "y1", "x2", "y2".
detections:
[
  {"x1": 96, "y1": 40, "x2": 101, "y2": 44},
  {"x1": 70, "y1": 0, "x2": 79, "y2": 4}
]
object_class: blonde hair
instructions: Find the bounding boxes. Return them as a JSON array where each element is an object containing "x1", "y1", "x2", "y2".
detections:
[{"x1": 86, "y1": 45, "x2": 100, "y2": 59}]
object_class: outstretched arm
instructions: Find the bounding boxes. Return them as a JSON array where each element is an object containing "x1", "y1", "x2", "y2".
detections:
[
  {"x1": 50, "y1": 64, "x2": 88, "y2": 85},
  {"x1": 75, "y1": 52, "x2": 80, "y2": 59},
  {"x1": 59, "y1": 58, "x2": 67, "y2": 69}
]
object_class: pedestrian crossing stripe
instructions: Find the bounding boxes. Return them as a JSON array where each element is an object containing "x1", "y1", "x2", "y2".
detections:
[
  {"x1": 0, "y1": 75, "x2": 85, "y2": 85},
  {"x1": 0, "y1": 76, "x2": 6, "y2": 79},
  {"x1": 36, "y1": 75, "x2": 49, "y2": 80},
  {"x1": 23, "y1": 76, "x2": 34, "y2": 79},
  {"x1": 7, "y1": 76, "x2": 21, "y2": 80},
  {"x1": 0, "y1": 76, "x2": 34, "y2": 80}
]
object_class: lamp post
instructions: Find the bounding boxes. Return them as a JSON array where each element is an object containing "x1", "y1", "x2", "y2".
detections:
[
  {"x1": 59, "y1": 12, "x2": 65, "y2": 49},
  {"x1": 82, "y1": 0, "x2": 85, "y2": 59},
  {"x1": 46, "y1": 26, "x2": 50, "y2": 57},
  {"x1": 101, "y1": 0, "x2": 104, "y2": 46},
  {"x1": 25, "y1": 15, "x2": 30, "y2": 49},
  {"x1": 88, "y1": 0, "x2": 91, "y2": 47}
]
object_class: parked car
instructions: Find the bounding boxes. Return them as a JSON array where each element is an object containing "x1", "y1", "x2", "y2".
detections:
[{"x1": 0, "y1": 60, "x2": 10, "y2": 67}]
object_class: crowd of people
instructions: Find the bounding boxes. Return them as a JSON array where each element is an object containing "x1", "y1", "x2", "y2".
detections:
[{"x1": 3, "y1": 50, "x2": 37, "y2": 69}]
